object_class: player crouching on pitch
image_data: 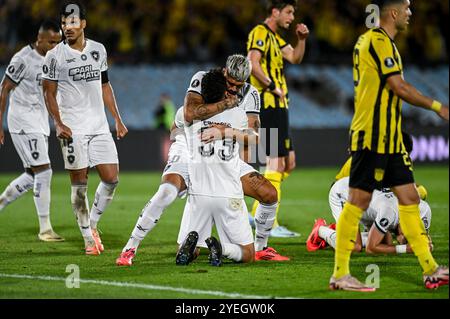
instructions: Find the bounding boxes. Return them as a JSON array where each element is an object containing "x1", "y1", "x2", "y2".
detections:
[{"x1": 306, "y1": 176, "x2": 433, "y2": 256}]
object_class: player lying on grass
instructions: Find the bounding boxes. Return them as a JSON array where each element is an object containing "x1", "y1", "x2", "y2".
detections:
[
  {"x1": 306, "y1": 176, "x2": 433, "y2": 255},
  {"x1": 116, "y1": 55, "x2": 288, "y2": 266}
]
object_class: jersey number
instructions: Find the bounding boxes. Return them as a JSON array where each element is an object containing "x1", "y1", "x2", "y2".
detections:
[
  {"x1": 199, "y1": 139, "x2": 236, "y2": 161},
  {"x1": 63, "y1": 139, "x2": 75, "y2": 164},
  {"x1": 28, "y1": 139, "x2": 40, "y2": 160}
]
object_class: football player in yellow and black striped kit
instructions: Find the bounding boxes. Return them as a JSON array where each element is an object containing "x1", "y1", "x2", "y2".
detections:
[
  {"x1": 247, "y1": 0, "x2": 309, "y2": 238},
  {"x1": 330, "y1": 0, "x2": 449, "y2": 292}
]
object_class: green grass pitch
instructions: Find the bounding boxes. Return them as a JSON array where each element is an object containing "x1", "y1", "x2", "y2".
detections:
[{"x1": 0, "y1": 166, "x2": 448, "y2": 299}]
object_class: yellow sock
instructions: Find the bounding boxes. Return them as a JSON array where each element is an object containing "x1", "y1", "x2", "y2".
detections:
[
  {"x1": 333, "y1": 202, "x2": 364, "y2": 279},
  {"x1": 398, "y1": 204, "x2": 438, "y2": 275},
  {"x1": 250, "y1": 171, "x2": 283, "y2": 228}
]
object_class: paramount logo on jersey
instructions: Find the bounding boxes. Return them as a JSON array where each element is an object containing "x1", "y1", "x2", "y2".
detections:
[{"x1": 69, "y1": 65, "x2": 100, "y2": 82}]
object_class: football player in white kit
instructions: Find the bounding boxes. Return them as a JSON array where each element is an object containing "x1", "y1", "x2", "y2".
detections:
[
  {"x1": 42, "y1": 2, "x2": 128, "y2": 255},
  {"x1": 306, "y1": 176, "x2": 433, "y2": 255},
  {"x1": 0, "y1": 20, "x2": 64, "y2": 242}
]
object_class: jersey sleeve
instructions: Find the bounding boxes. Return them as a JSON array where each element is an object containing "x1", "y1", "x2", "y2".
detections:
[
  {"x1": 174, "y1": 106, "x2": 185, "y2": 128},
  {"x1": 187, "y1": 71, "x2": 205, "y2": 95},
  {"x1": 247, "y1": 26, "x2": 269, "y2": 53},
  {"x1": 100, "y1": 44, "x2": 108, "y2": 72},
  {"x1": 241, "y1": 85, "x2": 260, "y2": 114},
  {"x1": 374, "y1": 197, "x2": 397, "y2": 234},
  {"x1": 371, "y1": 35, "x2": 402, "y2": 77},
  {"x1": 5, "y1": 55, "x2": 27, "y2": 85},
  {"x1": 42, "y1": 50, "x2": 60, "y2": 81}
]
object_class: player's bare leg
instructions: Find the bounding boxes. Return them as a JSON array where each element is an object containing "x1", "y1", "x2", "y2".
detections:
[
  {"x1": 117, "y1": 173, "x2": 185, "y2": 266},
  {"x1": 70, "y1": 168, "x2": 98, "y2": 255},
  {"x1": 89, "y1": 164, "x2": 119, "y2": 252}
]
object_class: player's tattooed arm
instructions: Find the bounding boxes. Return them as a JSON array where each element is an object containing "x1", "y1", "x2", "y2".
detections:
[
  {"x1": 0, "y1": 77, "x2": 16, "y2": 144},
  {"x1": 184, "y1": 92, "x2": 238, "y2": 125},
  {"x1": 42, "y1": 79, "x2": 72, "y2": 139},
  {"x1": 200, "y1": 124, "x2": 258, "y2": 146},
  {"x1": 102, "y1": 82, "x2": 128, "y2": 140}
]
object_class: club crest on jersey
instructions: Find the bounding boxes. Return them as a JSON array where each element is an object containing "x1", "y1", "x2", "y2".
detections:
[
  {"x1": 191, "y1": 79, "x2": 200, "y2": 88},
  {"x1": 91, "y1": 51, "x2": 100, "y2": 62},
  {"x1": 69, "y1": 65, "x2": 100, "y2": 82}
]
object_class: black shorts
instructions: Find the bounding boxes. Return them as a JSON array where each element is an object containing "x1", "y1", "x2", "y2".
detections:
[
  {"x1": 259, "y1": 107, "x2": 293, "y2": 157},
  {"x1": 349, "y1": 149, "x2": 415, "y2": 192}
]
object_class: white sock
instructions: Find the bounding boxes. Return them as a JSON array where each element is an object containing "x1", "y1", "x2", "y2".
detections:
[
  {"x1": 222, "y1": 243, "x2": 243, "y2": 262},
  {"x1": 0, "y1": 172, "x2": 34, "y2": 210},
  {"x1": 90, "y1": 181, "x2": 118, "y2": 229},
  {"x1": 254, "y1": 202, "x2": 277, "y2": 251},
  {"x1": 71, "y1": 184, "x2": 93, "y2": 243},
  {"x1": 33, "y1": 169, "x2": 53, "y2": 233},
  {"x1": 318, "y1": 226, "x2": 336, "y2": 249},
  {"x1": 124, "y1": 183, "x2": 178, "y2": 251},
  {"x1": 361, "y1": 231, "x2": 368, "y2": 248}
]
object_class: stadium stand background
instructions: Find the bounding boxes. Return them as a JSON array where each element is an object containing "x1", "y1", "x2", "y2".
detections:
[{"x1": 0, "y1": 0, "x2": 448, "y2": 170}]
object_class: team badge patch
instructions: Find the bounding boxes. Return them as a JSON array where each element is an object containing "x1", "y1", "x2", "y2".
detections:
[
  {"x1": 379, "y1": 218, "x2": 389, "y2": 227},
  {"x1": 43, "y1": 65, "x2": 49, "y2": 74},
  {"x1": 191, "y1": 79, "x2": 200, "y2": 88},
  {"x1": 384, "y1": 58, "x2": 395, "y2": 68},
  {"x1": 7, "y1": 65, "x2": 15, "y2": 74},
  {"x1": 256, "y1": 40, "x2": 264, "y2": 47},
  {"x1": 91, "y1": 51, "x2": 100, "y2": 62},
  {"x1": 229, "y1": 198, "x2": 243, "y2": 211},
  {"x1": 374, "y1": 168, "x2": 385, "y2": 182}
]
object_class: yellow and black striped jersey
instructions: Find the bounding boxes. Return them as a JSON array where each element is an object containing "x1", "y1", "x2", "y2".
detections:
[
  {"x1": 247, "y1": 23, "x2": 289, "y2": 109},
  {"x1": 350, "y1": 27, "x2": 405, "y2": 154}
]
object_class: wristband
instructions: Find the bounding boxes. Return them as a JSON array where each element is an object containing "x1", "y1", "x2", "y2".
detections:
[
  {"x1": 431, "y1": 100, "x2": 442, "y2": 113},
  {"x1": 267, "y1": 81, "x2": 276, "y2": 91},
  {"x1": 395, "y1": 244, "x2": 407, "y2": 254}
]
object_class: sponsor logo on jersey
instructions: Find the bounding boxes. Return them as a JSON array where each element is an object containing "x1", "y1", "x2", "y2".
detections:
[
  {"x1": 49, "y1": 58, "x2": 57, "y2": 78},
  {"x1": 66, "y1": 58, "x2": 76, "y2": 63},
  {"x1": 68, "y1": 65, "x2": 100, "y2": 82},
  {"x1": 81, "y1": 54, "x2": 87, "y2": 61}
]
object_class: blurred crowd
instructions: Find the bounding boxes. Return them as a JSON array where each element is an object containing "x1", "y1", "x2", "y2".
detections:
[{"x1": 0, "y1": 0, "x2": 448, "y2": 65}]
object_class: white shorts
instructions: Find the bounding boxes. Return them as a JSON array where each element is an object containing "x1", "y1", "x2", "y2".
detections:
[
  {"x1": 60, "y1": 134, "x2": 118, "y2": 170},
  {"x1": 11, "y1": 133, "x2": 50, "y2": 168},
  {"x1": 177, "y1": 195, "x2": 254, "y2": 248},
  {"x1": 329, "y1": 188, "x2": 345, "y2": 223}
]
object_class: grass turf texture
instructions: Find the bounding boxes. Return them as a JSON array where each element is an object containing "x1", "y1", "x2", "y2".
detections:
[{"x1": 0, "y1": 166, "x2": 448, "y2": 299}]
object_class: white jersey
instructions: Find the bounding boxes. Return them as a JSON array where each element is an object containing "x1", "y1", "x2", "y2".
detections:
[
  {"x1": 185, "y1": 71, "x2": 257, "y2": 198},
  {"x1": 4, "y1": 45, "x2": 49, "y2": 135},
  {"x1": 187, "y1": 71, "x2": 260, "y2": 114},
  {"x1": 330, "y1": 177, "x2": 432, "y2": 233},
  {"x1": 168, "y1": 106, "x2": 189, "y2": 161},
  {"x1": 42, "y1": 39, "x2": 109, "y2": 135}
]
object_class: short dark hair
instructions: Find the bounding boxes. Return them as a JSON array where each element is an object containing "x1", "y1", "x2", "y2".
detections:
[
  {"x1": 39, "y1": 19, "x2": 61, "y2": 33},
  {"x1": 266, "y1": 0, "x2": 297, "y2": 15},
  {"x1": 372, "y1": 0, "x2": 406, "y2": 10},
  {"x1": 60, "y1": 1, "x2": 87, "y2": 20},
  {"x1": 201, "y1": 68, "x2": 227, "y2": 104},
  {"x1": 402, "y1": 131, "x2": 414, "y2": 153}
]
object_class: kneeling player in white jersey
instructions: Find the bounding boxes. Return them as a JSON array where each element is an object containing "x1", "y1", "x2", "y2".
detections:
[
  {"x1": 42, "y1": 2, "x2": 128, "y2": 255},
  {"x1": 0, "y1": 20, "x2": 63, "y2": 241},
  {"x1": 176, "y1": 68, "x2": 256, "y2": 266},
  {"x1": 116, "y1": 55, "x2": 287, "y2": 266},
  {"x1": 306, "y1": 176, "x2": 433, "y2": 255}
]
